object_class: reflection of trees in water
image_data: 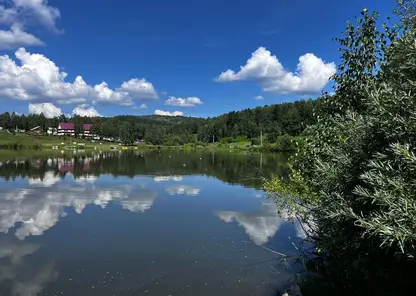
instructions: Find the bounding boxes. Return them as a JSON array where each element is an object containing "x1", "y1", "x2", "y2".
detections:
[
  {"x1": 0, "y1": 151, "x2": 290, "y2": 188},
  {"x1": 0, "y1": 237, "x2": 58, "y2": 296}
]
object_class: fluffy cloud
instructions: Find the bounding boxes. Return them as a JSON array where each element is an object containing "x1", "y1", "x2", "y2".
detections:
[
  {"x1": 72, "y1": 105, "x2": 101, "y2": 117},
  {"x1": 92, "y1": 82, "x2": 131, "y2": 106},
  {"x1": 0, "y1": 48, "x2": 158, "y2": 106},
  {"x1": 28, "y1": 103, "x2": 62, "y2": 118},
  {"x1": 165, "y1": 96, "x2": 203, "y2": 107},
  {"x1": 0, "y1": 5, "x2": 17, "y2": 25},
  {"x1": 0, "y1": 0, "x2": 61, "y2": 48},
  {"x1": 0, "y1": 24, "x2": 45, "y2": 49},
  {"x1": 118, "y1": 78, "x2": 158, "y2": 100},
  {"x1": 9, "y1": 0, "x2": 61, "y2": 31},
  {"x1": 254, "y1": 95, "x2": 264, "y2": 100},
  {"x1": 154, "y1": 110, "x2": 184, "y2": 117},
  {"x1": 216, "y1": 47, "x2": 336, "y2": 95}
]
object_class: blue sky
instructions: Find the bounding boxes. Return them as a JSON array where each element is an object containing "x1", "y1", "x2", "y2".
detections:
[{"x1": 0, "y1": 0, "x2": 394, "y2": 118}]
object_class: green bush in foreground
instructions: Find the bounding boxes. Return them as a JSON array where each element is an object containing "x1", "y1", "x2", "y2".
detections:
[{"x1": 265, "y1": 2, "x2": 416, "y2": 295}]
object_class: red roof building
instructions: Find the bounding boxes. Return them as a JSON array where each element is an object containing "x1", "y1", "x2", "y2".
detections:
[{"x1": 58, "y1": 123, "x2": 96, "y2": 137}]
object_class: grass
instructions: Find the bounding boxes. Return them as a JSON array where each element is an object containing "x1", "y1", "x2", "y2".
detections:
[
  {"x1": 0, "y1": 132, "x2": 299, "y2": 154},
  {"x1": 0, "y1": 132, "x2": 136, "y2": 152}
]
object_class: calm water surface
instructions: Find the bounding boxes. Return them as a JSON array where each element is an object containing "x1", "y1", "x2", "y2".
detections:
[{"x1": 0, "y1": 150, "x2": 303, "y2": 296}]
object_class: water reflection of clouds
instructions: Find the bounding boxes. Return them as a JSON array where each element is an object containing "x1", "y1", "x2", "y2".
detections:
[
  {"x1": 0, "y1": 239, "x2": 40, "y2": 264},
  {"x1": 28, "y1": 171, "x2": 61, "y2": 187},
  {"x1": 0, "y1": 238, "x2": 58, "y2": 296},
  {"x1": 73, "y1": 175, "x2": 98, "y2": 183},
  {"x1": 153, "y1": 176, "x2": 183, "y2": 182},
  {"x1": 216, "y1": 202, "x2": 308, "y2": 245},
  {"x1": 216, "y1": 202, "x2": 284, "y2": 245},
  {"x1": 165, "y1": 185, "x2": 201, "y2": 196},
  {"x1": 0, "y1": 177, "x2": 157, "y2": 240},
  {"x1": 11, "y1": 262, "x2": 58, "y2": 296}
]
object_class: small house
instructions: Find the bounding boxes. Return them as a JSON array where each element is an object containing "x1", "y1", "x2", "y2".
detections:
[
  {"x1": 29, "y1": 126, "x2": 43, "y2": 136},
  {"x1": 57, "y1": 123, "x2": 96, "y2": 137}
]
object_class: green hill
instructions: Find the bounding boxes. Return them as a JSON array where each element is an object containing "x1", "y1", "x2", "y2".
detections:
[{"x1": 0, "y1": 98, "x2": 319, "y2": 146}]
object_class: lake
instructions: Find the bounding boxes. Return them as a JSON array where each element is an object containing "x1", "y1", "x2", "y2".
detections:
[{"x1": 0, "y1": 150, "x2": 303, "y2": 296}]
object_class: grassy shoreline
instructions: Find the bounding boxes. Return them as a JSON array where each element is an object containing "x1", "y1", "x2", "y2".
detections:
[{"x1": 0, "y1": 132, "x2": 298, "y2": 154}]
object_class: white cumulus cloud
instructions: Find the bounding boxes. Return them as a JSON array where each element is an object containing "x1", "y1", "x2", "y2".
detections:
[
  {"x1": 254, "y1": 95, "x2": 264, "y2": 100},
  {"x1": 118, "y1": 78, "x2": 158, "y2": 100},
  {"x1": 165, "y1": 96, "x2": 203, "y2": 107},
  {"x1": 0, "y1": 0, "x2": 62, "y2": 48},
  {"x1": 28, "y1": 103, "x2": 62, "y2": 118},
  {"x1": 0, "y1": 48, "x2": 158, "y2": 106},
  {"x1": 72, "y1": 105, "x2": 101, "y2": 117},
  {"x1": 10, "y1": 0, "x2": 61, "y2": 32},
  {"x1": 216, "y1": 47, "x2": 336, "y2": 95},
  {"x1": 154, "y1": 110, "x2": 184, "y2": 117},
  {"x1": 0, "y1": 23, "x2": 45, "y2": 49}
]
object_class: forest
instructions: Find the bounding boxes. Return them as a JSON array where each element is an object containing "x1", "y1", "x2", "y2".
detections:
[{"x1": 0, "y1": 98, "x2": 318, "y2": 146}]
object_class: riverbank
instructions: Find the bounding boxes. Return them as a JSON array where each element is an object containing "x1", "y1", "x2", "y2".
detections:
[
  {"x1": 0, "y1": 132, "x2": 300, "y2": 153},
  {"x1": 0, "y1": 132, "x2": 140, "y2": 152}
]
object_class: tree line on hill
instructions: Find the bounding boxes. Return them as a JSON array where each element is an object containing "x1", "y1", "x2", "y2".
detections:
[{"x1": 0, "y1": 99, "x2": 318, "y2": 146}]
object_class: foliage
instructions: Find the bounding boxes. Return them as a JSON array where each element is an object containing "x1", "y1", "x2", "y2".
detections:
[
  {"x1": 145, "y1": 126, "x2": 165, "y2": 145},
  {"x1": 119, "y1": 121, "x2": 136, "y2": 145},
  {"x1": 91, "y1": 119, "x2": 103, "y2": 137},
  {"x1": 251, "y1": 137, "x2": 261, "y2": 146},
  {"x1": 235, "y1": 135, "x2": 249, "y2": 143},
  {"x1": 275, "y1": 134, "x2": 295, "y2": 152},
  {"x1": 220, "y1": 137, "x2": 234, "y2": 144},
  {"x1": 74, "y1": 116, "x2": 84, "y2": 138},
  {"x1": 265, "y1": 2, "x2": 416, "y2": 295}
]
